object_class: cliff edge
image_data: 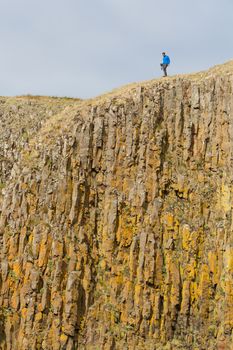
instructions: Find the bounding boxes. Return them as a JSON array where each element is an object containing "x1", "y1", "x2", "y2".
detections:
[{"x1": 0, "y1": 62, "x2": 233, "y2": 350}]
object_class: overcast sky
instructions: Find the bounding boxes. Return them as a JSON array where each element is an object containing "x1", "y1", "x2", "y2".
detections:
[{"x1": 0, "y1": 0, "x2": 232, "y2": 99}]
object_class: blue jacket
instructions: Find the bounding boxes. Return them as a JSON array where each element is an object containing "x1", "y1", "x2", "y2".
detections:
[{"x1": 163, "y1": 55, "x2": 170, "y2": 65}]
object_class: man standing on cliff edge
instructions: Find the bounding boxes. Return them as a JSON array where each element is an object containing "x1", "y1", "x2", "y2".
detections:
[{"x1": 160, "y1": 52, "x2": 170, "y2": 77}]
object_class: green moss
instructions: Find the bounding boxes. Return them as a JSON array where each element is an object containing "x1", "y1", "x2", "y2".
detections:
[{"x1": 0, "y1": 182, "x2": 5, "y2": 190}]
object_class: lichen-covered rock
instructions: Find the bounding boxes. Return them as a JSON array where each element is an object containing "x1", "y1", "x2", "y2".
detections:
[{"x1": 1, "y1": 62, "x2": 233, "y2": 349}]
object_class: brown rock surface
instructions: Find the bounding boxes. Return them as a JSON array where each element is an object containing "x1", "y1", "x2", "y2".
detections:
[{"x1": 1, "y1": 62, "x2": 233, "y2": 349}]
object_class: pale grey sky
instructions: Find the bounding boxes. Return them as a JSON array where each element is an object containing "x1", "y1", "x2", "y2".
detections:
[{"x1": 0, "y1": 0, "x2": 232, "y2": 98}]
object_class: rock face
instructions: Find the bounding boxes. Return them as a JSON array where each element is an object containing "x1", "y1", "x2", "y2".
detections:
[{"x1": 0, "y1": 62, "x2": 233, "y2": 350}]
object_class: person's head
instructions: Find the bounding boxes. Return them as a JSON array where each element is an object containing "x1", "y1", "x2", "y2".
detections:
[{"x1": 162, "y1": 52, "x2": 166, "y2": 56}]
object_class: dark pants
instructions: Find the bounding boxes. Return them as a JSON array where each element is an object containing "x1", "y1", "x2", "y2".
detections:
[{"x1": 160, "y1": 63, "x2": 168, "y2": 76}]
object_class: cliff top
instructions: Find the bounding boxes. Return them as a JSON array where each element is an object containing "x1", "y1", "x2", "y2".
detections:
[
  {"x1": 1, "y1": 59, "x2": 233, "y2": 108},
  {"x1": 91, "y1": 59, "x2": 233, "y2": 104},
  {"x1": 1, "y1": 59, "x2": 232, "y2": 148}
]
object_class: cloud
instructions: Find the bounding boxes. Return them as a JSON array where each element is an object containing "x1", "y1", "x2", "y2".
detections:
[{"x1": 0, "y1": 0, "x2": 232, "y2": 98}]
